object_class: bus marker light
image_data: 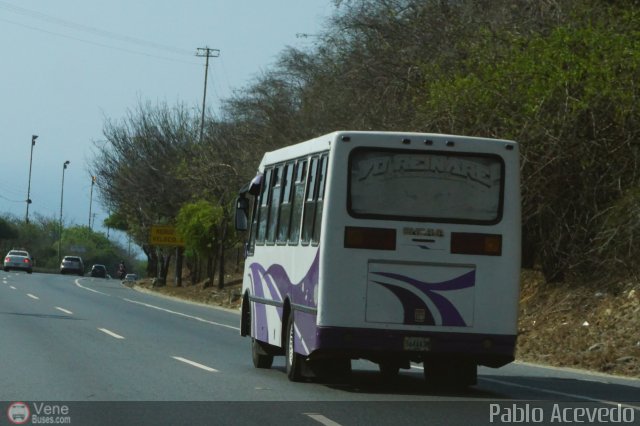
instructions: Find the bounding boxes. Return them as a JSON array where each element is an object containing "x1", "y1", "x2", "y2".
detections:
[
  {"x1": 451, "y1": 233, "x2": 502, "y2": 256},
  {"x1": 344, "y1": 226, "x2": 396, "y2": 250}
]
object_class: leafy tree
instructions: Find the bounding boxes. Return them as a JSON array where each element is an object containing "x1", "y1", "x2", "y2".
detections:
[
  {"x1": 0, "y1": 217, "x2": 19, "y2": 243},
  {"x1": 416, "y1": 3, "x2": 640, "y2": 280}
]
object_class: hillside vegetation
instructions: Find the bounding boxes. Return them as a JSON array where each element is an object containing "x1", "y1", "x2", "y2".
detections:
[{"x1": 87, "y1": 1, "x2": 639, "y2": 375}]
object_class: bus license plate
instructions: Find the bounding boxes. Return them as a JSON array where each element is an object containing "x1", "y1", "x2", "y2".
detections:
[{"x1": 403, "y1": 337, "x2": 431, "y2": 351}]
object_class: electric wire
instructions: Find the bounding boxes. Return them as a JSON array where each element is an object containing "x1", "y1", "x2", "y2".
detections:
[
  {"x1": 0, "y1": 17, "x2": 199, "y2": 66},
  {"x1": 0, "y1": 0, "x2": 193, "y2": 56}
]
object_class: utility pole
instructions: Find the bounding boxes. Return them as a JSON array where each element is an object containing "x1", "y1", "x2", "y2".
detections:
[
  {"x1": 25, "y1": 134, "x2": 38, "y2": 224},
  {"x1": 89, "y1": 175, "x2": 96, "y2": 229},
  {"x1": 195, "y1": 46, "x2": 220, "y2": 143},
  {"x1": 58, "y1": 160, "x2": 70, "y2": 263}
]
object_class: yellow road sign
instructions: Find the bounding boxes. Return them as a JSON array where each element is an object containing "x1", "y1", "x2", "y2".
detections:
[{"x1": 149, "y1": 225, "x2": 185, "y2": 247}]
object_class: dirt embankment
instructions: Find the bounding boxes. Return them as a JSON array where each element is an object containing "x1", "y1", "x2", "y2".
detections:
[{"x1": 517, "y1": 270, "x2": 639, "y2": 378}]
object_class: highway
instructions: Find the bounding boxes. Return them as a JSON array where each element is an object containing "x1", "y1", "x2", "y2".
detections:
[{"x1": 1, "y1": 271, "x2": 638, "y2": 425}]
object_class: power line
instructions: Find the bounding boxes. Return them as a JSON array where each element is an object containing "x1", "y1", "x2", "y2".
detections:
[
  {"x1": 0, "y1": 193, "x2": 23, "y2": 203},
  {"x1": 0, "y1": 17, "x2": 198, "y2": 65},
  {"x1": 0, "y1": 0, "x2": 193, "y2": 57}
]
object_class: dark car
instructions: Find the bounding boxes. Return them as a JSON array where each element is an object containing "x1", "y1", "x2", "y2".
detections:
[
  {"x1": 4, "y1": 250, "x2": 33, "y2": 274},
  {"x1": 90, "y1": 264, "x2": 107, "y2": 278},
  {"x1": 60, "y1": 256, "x2": 84, "y2": 276}
]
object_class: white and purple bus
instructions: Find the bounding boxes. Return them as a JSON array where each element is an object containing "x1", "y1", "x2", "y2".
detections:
[{"x1": 235, "y1": 131, "x2": 521, "y2": 386}]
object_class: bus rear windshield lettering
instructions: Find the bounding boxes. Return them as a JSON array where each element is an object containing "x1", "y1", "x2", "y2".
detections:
[{"x1": 350, "y1": 150, "x2": 503, "y2": 223}]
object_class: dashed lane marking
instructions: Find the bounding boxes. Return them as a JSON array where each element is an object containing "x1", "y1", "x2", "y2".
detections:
[
  {"x1": 172, "y1": 356, "x2": 218, "y2": 372},
  {"x1": 98, "y1": 328, "x2": 125, "y2": 339},
  {"x1": 55, "y1": 307, "x2": 73, "y2": 315},
  {"x1": 304, "y1": 413, "x2": 343, "y2": 426},
  {"x1": 27, "y1": 293, "x2": 39, "y2": 300}
]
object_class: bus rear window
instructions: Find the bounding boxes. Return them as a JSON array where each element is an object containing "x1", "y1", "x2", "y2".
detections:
[{"x1": 348, "y1": 149, "x2": 504, "y2": 224}]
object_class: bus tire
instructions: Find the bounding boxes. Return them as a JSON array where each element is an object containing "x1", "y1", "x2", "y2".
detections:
[
  {"x1": 379, "y1": 361, "x2": 400, "y2": 379},
  {"x1": 423, "y1": 359, "x2": 477, "y2": 388},
  {"x1": 285, "y1": 314, "x2": 304, "y2": 381},
  {"x1": 251, "y1": 338, "x2": 274, "y2": 369}
]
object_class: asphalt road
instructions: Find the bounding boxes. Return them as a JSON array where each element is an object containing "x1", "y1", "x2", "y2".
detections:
[{"x1": 1, "y1": 271, "x2": 638, "y2": 425}]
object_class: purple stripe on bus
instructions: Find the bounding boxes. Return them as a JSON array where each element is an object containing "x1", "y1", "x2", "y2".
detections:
[
  {"x1": 293, "y1": 310, "x2": 318, "y2": 355},
  {"x1": 371, "y1": 270, "x2": 475, "y2": 326},
  {"x1": 372, "y1": 281, "x2": 436, "y2": 325},
  {"x1": 373, "y1": 270, "x2": 475, "y2": 291},
  {"x1": 249, "y1": 250, "x2": 320, "y2": 348},
  {"x1": 248, "y1": 249, "x2": 319, "y2": 308},
  {"x1": 252, "y1": 300, "x2": 269, "y2": 342}
]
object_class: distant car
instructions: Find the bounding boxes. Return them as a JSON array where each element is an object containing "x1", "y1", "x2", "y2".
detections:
[
  {"x1": 4, "y1": 250, "x2": 33, "y2": 274},
  {"x1": 60, "y1": 256, "x2": 84, "y2": 276},
  {"x1": 123, "y1": 273, "x2": 138, "y2": 282},
  {"x1": 90, "y1": 264, "x2": 107, "y2": 278}
]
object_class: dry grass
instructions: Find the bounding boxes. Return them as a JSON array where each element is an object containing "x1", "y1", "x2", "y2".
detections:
[
  {"x1": 517, "y1": 270, "x2": 640, "y2": 377},
  {"x1": 133, "y1": 275, "x2": 243, "y2": 310},
  {"x1": 133, "y1": 269, "x2": 640, "y2": 378}
]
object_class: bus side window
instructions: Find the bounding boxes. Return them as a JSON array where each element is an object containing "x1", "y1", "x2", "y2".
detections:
[
  {"x1": 289, "y1": 159, "x2": 307, "y2": 244},
  {"x1": 301, "y1": 156, "x2": 319, "y2": 245},
  {"x1": 256, "y1": 168, "x2": 272, "y2": 244},
  {"x1": 312, "y1": 155, "x2": 328, "y2": 244},
  {"x1": 277, "y1": 162, "x2": 294, "y2": 244},
  {"x1": 266, "y1": 166, "x2": 282, "y2": 244},
  {"x1": 247, "y1": 195, "x2": 259, "y2": 255}
]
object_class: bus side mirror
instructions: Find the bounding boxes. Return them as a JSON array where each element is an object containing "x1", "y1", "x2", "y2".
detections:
[{"x1": 235, "y1": 196, "x2": 249, "y2": 231}]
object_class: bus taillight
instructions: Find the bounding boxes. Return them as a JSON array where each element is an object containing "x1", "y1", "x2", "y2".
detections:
[
  {"x1": 450, "y1": 233, "x2": 502, "y2": 256},
  {"x1": 344, "y1": 226, "x2": 396, "y2": 250}
]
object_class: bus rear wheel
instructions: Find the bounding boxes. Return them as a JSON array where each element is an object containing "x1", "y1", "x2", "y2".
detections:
[
  {"x1": 285, "y1": 315, "x2": 304, "y2": 381},
  {"x1": 423, "y1": 359, "x2": 477, "y2": 388},
  {"x1": 379, "y1": 361, "x2": 401, "y2": 379},
  {"x1": 251, "y1": 339, "x2": 274, "y2": 369}
]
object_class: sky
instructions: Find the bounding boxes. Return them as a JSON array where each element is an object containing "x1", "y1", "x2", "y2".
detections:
[{"x1": 0, "y1": 0, "x2": 333, "y2": 248}]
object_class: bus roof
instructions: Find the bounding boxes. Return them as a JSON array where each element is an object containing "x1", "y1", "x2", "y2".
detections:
[{"x1": 257, "y1": 131, "x2": 516, "y2": 170}]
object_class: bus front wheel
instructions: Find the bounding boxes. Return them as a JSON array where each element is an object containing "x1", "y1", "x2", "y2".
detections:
[{"x1": 285, "y1": 315, "x2": 304, "y2": 381}]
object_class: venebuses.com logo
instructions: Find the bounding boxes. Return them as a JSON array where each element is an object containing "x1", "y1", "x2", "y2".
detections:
[
  {"x1": 6, "y1": 401, "x2": 72, "y2": 424},
  {"x1": 7, "y1": 402, "x2": 30, "y2": 425}
]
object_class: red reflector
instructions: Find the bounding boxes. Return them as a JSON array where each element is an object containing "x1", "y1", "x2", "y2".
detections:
[
  {"x1": 344, "y1": 226, "x2": 396, "y2": 250},
  {"x1": 451, "y1": 233, "x2": 502, "y2": 256}
]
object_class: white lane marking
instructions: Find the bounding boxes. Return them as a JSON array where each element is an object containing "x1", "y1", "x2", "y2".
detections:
[
  {"x1": 304, "y1": 413, "x2": 343, "y2": 426},
  {"x1": 123, "y1": 298, "x2": 240, "y2": 331},
  {"x1": 55, "y1": 307, "x2": 73, "y2": 315},
  {"x1": 75, "y1": 279, "x2": 110, "y2": 296},
  {"x1": 9, "y1": 286, "x2": 16, "y2": 290},
  {"x1": 172, "y1": 356, "x2": 218, "y2": 372},
  {"x1": 411, "y1": 364, "x2": 640, "y2": 411},
  {"x1": 27, "y1": 293, "x2": 39, "y2": 300},
  {"x1": 98, "y1": 328, "x2": 125, "y2": 339},
  {"x1": 481, "y1": 377, "x2": 640, "y2": 411}
]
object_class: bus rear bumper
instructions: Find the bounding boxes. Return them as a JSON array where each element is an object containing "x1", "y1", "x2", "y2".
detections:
[{"x1": 314, "y1": 326, "x2": 516, "y2": 368}]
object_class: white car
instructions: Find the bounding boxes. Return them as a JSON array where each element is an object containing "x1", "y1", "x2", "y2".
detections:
[
  {"x1": 60, "y1": 255, "x2": 84, "y2": 276},
  {"x1": 4, "y1": 250, "x2": 33, "y2": 274}
]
